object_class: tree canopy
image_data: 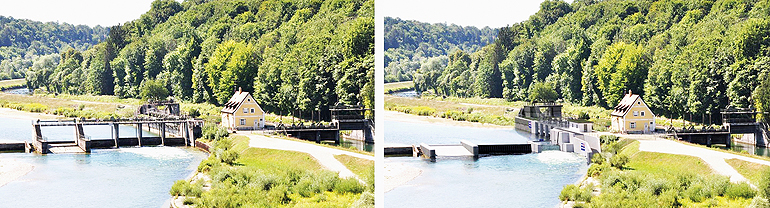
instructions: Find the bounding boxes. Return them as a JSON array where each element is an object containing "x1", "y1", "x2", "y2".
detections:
[
  {"x1": 407, "y1": 0, "x2": 770, "y2": 124},
  {"x1": 26, "y1": 0, "x2": 374, "y2": 120}
]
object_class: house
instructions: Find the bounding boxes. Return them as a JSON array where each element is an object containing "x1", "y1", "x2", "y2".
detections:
[
  {"x1": 221, "y1": 87, "x2": 265, "y2": 130},
  {"x1": 610, "y1": 90, "x2": 656, "y2": 133}
]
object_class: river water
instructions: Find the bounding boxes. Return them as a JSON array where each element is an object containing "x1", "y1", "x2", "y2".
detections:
[
  {"x1": 0, "y1": 117, "x2": 208, "y2": 207},
  {"x1": 385, "y1": 119, "x2": 588, "y2": 208}
]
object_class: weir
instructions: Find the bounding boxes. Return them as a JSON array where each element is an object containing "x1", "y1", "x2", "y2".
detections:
[{"x1": 12, "y1": 118, "x2": 204, "y2": 154}]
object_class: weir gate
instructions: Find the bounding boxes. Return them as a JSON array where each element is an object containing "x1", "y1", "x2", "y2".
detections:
[
  {"x1": 1, "y1": 118, "x2": 203, "y2": 154},
  {"x1": 276, "y1": 105, "x2": 374, "y2": 144}
]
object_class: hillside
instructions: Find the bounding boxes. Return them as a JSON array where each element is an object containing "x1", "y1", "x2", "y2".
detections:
[
  {"x1": 412, "y1": 0, "x2": 770, "y2": 124},
  {"x1": 0, "y1": 16, "x2": 108, "y2": 81},
  {"x1": 384, "y1": 17, "x2": 497, "y2": 83},
  {"x1": 25, "y1": 0, "x2": 374, "y2": 119}
]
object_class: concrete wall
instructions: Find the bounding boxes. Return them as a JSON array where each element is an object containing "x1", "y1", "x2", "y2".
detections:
[
  {"x1": 460, "y1": 140, "x2": 478, "y2": 157},
  {"x1": 420, "y1": 143, "x2": 436, "y2": 160}
]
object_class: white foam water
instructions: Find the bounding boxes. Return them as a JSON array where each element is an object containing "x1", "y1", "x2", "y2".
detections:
[
  {"x1": 536, "y1": 150, "x2": 586, "y2": 165},
  {"x1": 120, "y1": 146, "x2": 191, "y2": 160}
]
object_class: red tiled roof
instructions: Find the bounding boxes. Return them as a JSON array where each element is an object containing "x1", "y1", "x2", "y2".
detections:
[
  {"x1": 221, "y1": 91, "x2": 250, "y2": 114},
  {"x1": 611, "y1": 93, "x2": 640, "y2": 117}
]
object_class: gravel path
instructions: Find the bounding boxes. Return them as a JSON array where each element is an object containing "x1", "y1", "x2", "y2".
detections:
[
  {"x1": 637, "y1": 138, "x2": 770, "y2": 183},
  {"x1": 240, "y1": 133, "x2": 373, "y2": 179}
]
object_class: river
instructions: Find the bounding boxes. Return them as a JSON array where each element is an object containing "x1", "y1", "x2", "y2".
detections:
[
  {"x1": 385, "y1": 119, "x2": 588, "y2": 208},
  {"x1": 0, "y1": 117, "x2": 207, "y2": 207}
]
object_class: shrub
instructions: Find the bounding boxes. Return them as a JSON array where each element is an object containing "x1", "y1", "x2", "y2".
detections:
[
  {"x1": 588, "y1": 163, "x2": 611, "y2": 177},
  {"x1": 170, "y1": 180, "x2": 203, "y2": 197},
  {"x1": 352, "y1": 191, "x2": 374, "y2": 208},
  {"x1": 219, "y1": 149, "x2": 240, "y2": 165},
  {"x1": 599, "y1": 135, "x2": 619, "y2": 144},
  {"x1": 335, "y1": 177, "x2": 365, "y2": 194},
  {"x1": 198, "y1": 156, "x2": 221, "y2": 172},
  {"x1": 202, "y1": 124, "x2": 230, "y2": 141},
  {"x1": 610, "y1": 154, "x2": 629, "y2": 169},
  {"x1": 726, "y1": 182, "x2": 756, "y2": 199},
  {"x1": 591, "y1": 153, "x2": 605, "y2": 165}
]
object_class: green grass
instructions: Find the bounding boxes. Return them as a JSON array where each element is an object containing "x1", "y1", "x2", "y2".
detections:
[
  {"x1": 384, "y1": 81, "x2": 414, "y2": 93},
  {"x1": 334, "y1": 154, "x2": 374, "y2": 182},
  {"x1": 726, "y1": 158, "x2": 769, "y2": 185},
  {"x1": 620, "y1": 140, "x2": 714, "y2": 177},
  {"x1": 0, "y1": 78, "x2": 26, "y2": 90},
  {"x1": 236, "y1": 148, "x2": 324, "y2": 173}
]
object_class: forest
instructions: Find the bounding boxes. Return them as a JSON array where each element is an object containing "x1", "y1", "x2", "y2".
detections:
[
  {"x1": 383, "y1": 17, "x2": 497, "y2": 83},
  {"x1": 24, "y1": 0, "x2": 374, "y2": 120},
  {"x1": 0, "y1": 16, "x2": 107, "y2": 81},
  {"x1": 411, "y1": 0, "x2": 770, "y2": 124}
]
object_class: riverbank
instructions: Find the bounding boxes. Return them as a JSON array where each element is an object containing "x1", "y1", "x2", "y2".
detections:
[
  {"x1": 0, "y1": 107, "x2": 61, "y2": 120},
  {"x1": 0, "y1": 158, "x2": 33, "y2": 187},
  {"x1": 384, "y1": 110, "x2": 511, "y2": 129},
  {"x1": 383, "y1": 160, "x2": 421, "y2": 192}
]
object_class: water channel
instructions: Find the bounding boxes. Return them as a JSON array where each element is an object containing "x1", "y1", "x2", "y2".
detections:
[
  {"x1": 0, "y1": 117, "x2": 208, "y2": 207},
  {"x1": 384, "y1": 119, "x2": 588, "y2": 207}
]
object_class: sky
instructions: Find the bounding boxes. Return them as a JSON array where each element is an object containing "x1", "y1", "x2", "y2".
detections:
[
  {"x1": 379, "y1": 0, "x2": 572, "y2": 28},
  {"x1": 0, "y1": 0, "x2": 168, "y2": 27}
]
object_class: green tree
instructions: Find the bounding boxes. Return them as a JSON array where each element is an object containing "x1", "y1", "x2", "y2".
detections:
[
  {"x1": 140, "y1": 79, "x2": 169, "y2": 101},
  {"x1": 755, "y1": 71, "x2": 770, "y2": 123},
  {"x1": 594, "y1": 42, "x2": 649, "y2": 107},
  {"x1": 528, "y1": 82, "x2": 558, "y2": 103}
]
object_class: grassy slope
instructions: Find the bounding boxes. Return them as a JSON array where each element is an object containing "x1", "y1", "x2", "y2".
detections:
[
  {"x1": 726, "y1": 158, "x2": 769, "y2": 185},
  {"x1": 384, "y1": 81, "x2": 414, "y2": 93},
  {"x1": 622, "y1": 140, "x2": 714, "y2": 178},
  {"x1": 0, "y1": 79, "x2": 26, "y2": 90},
  {"x1": 334, "y1": 154, "x2": 374, "y2": 181}
]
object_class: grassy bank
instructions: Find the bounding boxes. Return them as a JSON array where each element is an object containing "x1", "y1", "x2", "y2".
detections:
[
  {"x1": 384, "y1": 81, "x2": 414, "y2": 94},
  {"x1": 726, "y1": 159, "x2": 769, "y2": 185},
  {"x1": 175, "y1": 133, "x2": 374, "y2": 207},
  {"x1": 563, "y1": 139, "x2": 758, "y2": 207},
  {"x1": 0, "y1": 79, "x2": 26, "y2": 91},
  {"x1": 384, "y1": 95, "x2": 707, "y2": 132},
  {"x1": 335, "y1": 154, "x2": 375, "y2": 185}
]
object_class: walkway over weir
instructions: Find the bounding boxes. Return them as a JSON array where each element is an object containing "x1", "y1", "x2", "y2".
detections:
[{"x1": 26, "y1": 118, "x2": 203, "y2": 154}]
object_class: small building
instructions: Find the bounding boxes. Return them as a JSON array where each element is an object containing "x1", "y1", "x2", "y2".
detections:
[
  {"x1": 221, "y1": 88, "x2": 265, "y2": 130},
  {"x1": 568, "y1": 119, "x2": 593, "y2": 133},
  {"x1": 611, "y1": 90, "x2": 656, "y2": 133}
]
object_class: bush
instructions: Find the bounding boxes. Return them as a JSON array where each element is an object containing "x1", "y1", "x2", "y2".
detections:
[
  {"x1": 219, "y1": 149, "x2": 240, "y2": 165},
  {"x1": 170, "y1": 180, "x2": 203, "y2": 197},
  {"x1": 202, "y1": 124, "x2": 230, "y2": 141},
  {"x1": 588, "y1": 162, "x2": 611, "y2": 177},
  {"x1": 726, "y1": 182, "x2": 757, "y2": 199},
  {"x1": 559, "y1": 184, "x2": 592, "y2": 202},
  {"x1": 610, "y1": 154, "x2": 629, "y2": 169},
  {"x1": 599, "y1": 135, "x2": 619, "y2": 144},
  {"x1": 352, "y1": 191, "x2": 374, "y2": 208},
  {"x1": 335, "y1": 177, "x2": 365, "y2": 194},
  {"x1": 198, "y1": 156, "x2": 221, "y2": 172}
]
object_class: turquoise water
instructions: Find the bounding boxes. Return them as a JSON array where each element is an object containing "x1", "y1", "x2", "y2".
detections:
[
  {"x1": 0, "y1": 117, "x2": 208, "y2": 207},
  {"x1": 385, "y1": 119, "x2": 587, "y2": 208}
]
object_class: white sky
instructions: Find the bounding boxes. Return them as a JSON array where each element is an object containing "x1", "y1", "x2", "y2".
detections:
[
  {"x1": 379, "y1": 0, "x2": 573, "y2": 28},
  {"x1": 0, "y1": 0, "x2": 173, "y2": 27}
]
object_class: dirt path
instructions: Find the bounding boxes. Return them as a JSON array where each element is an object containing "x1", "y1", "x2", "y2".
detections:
[
  {"x1": 239, "y1": 133, "x2": 373, "y2": 179},
  {"x1": 637, "y1": 138, "x2": 770, "y2": 183}
]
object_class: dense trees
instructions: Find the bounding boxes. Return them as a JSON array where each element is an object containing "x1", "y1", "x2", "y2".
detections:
[
  {"x1": 0, "y1": 16, "x2": 107, "y2": 81},
  {"x1": 384, "y1": 17, "x2": 497, "y2": 83},
  {"x1": 27, "y1": 0, "x2": 374, "y2": 120},
  {"x1": 409, "y1": 0, "x2": 770, "y2": 124}
]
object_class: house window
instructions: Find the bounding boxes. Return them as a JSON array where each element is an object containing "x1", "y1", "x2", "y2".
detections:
[
  {"x1": 240, "y1": 119, "x2": 245, "y2": 125},
  {"x1": 250, "y1": 108, "x2": 255, "y2": 113},
  {"x1": 248, "y1": 99, "x2": 251, "y2": 102},
  {"x1": 650, "y1": 121, "x2": 654, "y2": 125},
  {"x1": 243, "y1": 108, "x2": 248, "y2": 113},
  {"x1": 637, "y1": 101, "x2": 641, "y2": 105},
  {"x1": 633, "y1": 111, "x2": 638, "y2": 116},
  {"x1": 641, "y1": 111, "x2": 645, "y2": 116},
  {"x1": 630, "y1": 122, "x2": 636, "y2": 128}
]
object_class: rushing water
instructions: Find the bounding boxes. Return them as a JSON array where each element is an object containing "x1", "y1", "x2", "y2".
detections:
[
  {"x1": 0, "y1": 117, "x2": 208, "y2": 207},
  {"x1": 385, "y1": 119, "x2": 587, "y2": 208}
]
